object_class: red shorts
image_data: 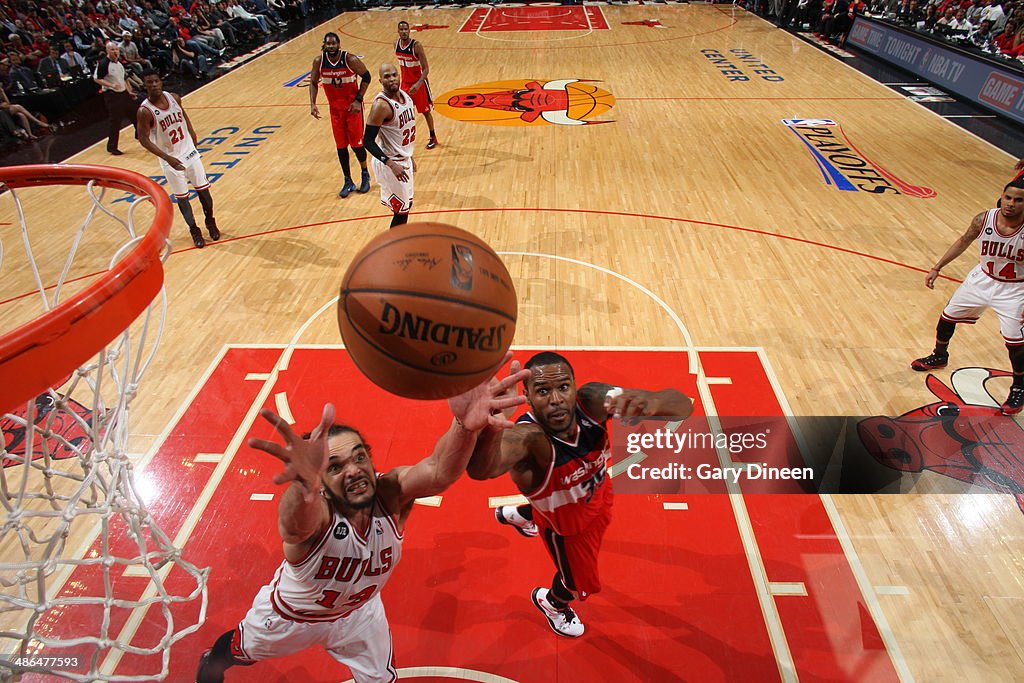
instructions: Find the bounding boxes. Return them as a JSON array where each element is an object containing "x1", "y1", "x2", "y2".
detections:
[
  {"x1": 537, "y1": 503, "x2": 612, "y2": 601},
  {"x1": 329, "y1": 103, "x2": 364, "y2": 149},
  {"x1": 401, "y1": 81, "x2": 433, "y2": 115}
]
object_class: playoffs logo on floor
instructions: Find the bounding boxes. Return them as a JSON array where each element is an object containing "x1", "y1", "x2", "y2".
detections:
[{"x1": 783, "y1": 119, "x2": 936, "y2": 197}]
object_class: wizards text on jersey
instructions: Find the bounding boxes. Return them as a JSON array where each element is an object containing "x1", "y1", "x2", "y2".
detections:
[{"x1": 782, "y1": 119, "x2": 936, "y2": 198}]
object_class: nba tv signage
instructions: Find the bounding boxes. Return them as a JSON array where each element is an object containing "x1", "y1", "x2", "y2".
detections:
[
  {"x1": 782, "y1": 119, "x2": 936, "y2": 197},
  {"x1": 846, "y1": 16, "x2": 1024, "y2": 126}
]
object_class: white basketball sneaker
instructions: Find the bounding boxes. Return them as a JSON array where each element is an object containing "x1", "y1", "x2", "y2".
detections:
[
  {"x1": 495, "y1": 505, "x2": 538, "y2": 537},
  {"x1": 531, "y1": 587, "x2": 585, "y2": 638}
]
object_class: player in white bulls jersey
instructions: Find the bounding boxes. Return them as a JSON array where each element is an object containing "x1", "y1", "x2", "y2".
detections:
[
  {"x1": 468, "y1": 352, "x2": 692, "y2": 638},
  {"x1": 913, "y1": 178, "x2": 1024, "y2": 414},
  {"x1": 363, "y1": 63, "x2": 417, "y2": 229},
  {"x1": 196, "y1": 353, "x2": 530, "y2": 683},
  {"x1": 136, "y1": 69, "x2": 221, "y2": 249}
]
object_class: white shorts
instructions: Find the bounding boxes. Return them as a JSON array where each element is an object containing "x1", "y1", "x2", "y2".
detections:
[
  {"x1": 942, "y1": 265, "x2": 1024, "y2": 344},
  {"x1": 159, "y1": 151, "x2": 209, "y2": 199},
  {"x1": 234, "y1": 585, "x2": 397, "y2": 683},
  {"x1": 371, "y1": 156, "x2": 413, "y2": 215}
]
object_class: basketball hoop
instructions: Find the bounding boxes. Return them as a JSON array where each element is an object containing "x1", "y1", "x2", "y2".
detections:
[{"x1": 0, "y1": 164, "x2": 208, "y2": 681}]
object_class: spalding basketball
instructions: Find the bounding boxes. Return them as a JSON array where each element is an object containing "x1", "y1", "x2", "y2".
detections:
[{"x1": 338, "y1": 222, "x2": 517, "y2": 400}]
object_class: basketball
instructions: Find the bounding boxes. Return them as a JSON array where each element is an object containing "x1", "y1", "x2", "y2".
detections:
[{"x1": 337, "y1": 222, "x2": 518, "y2": 400}]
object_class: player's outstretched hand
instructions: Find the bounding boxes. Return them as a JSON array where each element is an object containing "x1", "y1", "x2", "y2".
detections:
[
  {"x1": 925, "y1": 268, "x2": 940, "y2": 289},
  {"x1": 310, "y1": 104, "x2": 320, "y2": 119},
  {"x1": 1016, "y1": 158, "x2": 1024, "y2": 172},
  {"x1": 248, "y1": 403, "x2": 335, "y2": 503},
  {"x1": 605, "y1": 388, "x2": 651, "y2": 419},
  {"x1": 448, "y1": 352, "x2": 531, "y2": 432}
]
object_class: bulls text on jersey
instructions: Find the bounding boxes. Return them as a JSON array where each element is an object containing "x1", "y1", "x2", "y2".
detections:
[
  {"x1": 312, "y1": 547, "x2": 395, "y2": 583},
  {"x1": 979, "y1": 208, "x2": 1024, "y2": 282},
  {"x1": 158, "y1": 108, "x2": 184, "y2": 133}
]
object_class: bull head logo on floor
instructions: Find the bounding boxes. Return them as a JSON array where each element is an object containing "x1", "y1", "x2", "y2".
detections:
[{"x1": 857, "y1": 368, "x2": 1024, "y2": 512}]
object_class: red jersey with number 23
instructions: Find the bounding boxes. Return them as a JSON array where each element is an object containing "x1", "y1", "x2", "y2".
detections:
[{"x1": 519, "y1": 403, "x2": 612, "y2": 536}]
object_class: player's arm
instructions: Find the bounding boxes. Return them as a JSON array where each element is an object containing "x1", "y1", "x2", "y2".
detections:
[
  {"x1": 411, "y1": 41, "x2": 428, "y2": 92},
  {"x1": 136, "y1": 104, "x2": 184, "y2": 170},
  {"x1": 380, "y1": 355, "x2": 529, "y2": 507},
  {"x1": 363, "y1": 98, "x2": 407, "y2": 181},
  {"x1": 347, "y1": 53, "x2": 371, "y2": 109},
  {"x1": 577, "y1": 382, "x2": 694, "y2": 421},
  {"x1": 926, "y1": 211, "x2": 985, "y2": 288},
  {"x1": 248, "y1": 405, "x2": 335, "y2": 564},
  {"x1": 465, "y1": 422, "x2": 547, "y2": 481},
  {"x1": 172, "y1": 92, "x2": 198, "y2": 146},
  {"x1": 308, "y1": 54, "x2": 321, "y2": 118}
]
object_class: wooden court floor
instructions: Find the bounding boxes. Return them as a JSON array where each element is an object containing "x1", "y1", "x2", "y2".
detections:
[{"x1": 3, "y1": 3, "x2": 1024, "y2": 681}]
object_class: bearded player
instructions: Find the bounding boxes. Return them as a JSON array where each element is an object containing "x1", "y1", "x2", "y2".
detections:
[
  {"x1": 196, "y1": 355, "x2": 531, "y2": 682},
  {"x1": 310, "y1": 32, "x2": 371, "y2": 198}
]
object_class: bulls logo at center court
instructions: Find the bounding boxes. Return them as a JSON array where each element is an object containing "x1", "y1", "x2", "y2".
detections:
[{"x1": 435, "y1": 79, "x2": 615, "y2": 127}]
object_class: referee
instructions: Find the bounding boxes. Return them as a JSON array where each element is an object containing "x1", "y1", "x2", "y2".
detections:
[{"x1": 93, "y1": 41, "x2": 137, "y2": 156}]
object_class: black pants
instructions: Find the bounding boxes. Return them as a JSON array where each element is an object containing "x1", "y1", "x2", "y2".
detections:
[{"x1": 103, "y1": 90, "x2": 139, "y2": 152}]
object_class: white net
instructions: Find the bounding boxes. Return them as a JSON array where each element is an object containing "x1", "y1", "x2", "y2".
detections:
[{"x1": 0, "y1": 168, "x2": 207, "y2": 682}]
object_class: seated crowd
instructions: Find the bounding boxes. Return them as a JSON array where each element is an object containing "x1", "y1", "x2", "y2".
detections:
[
  {"x1": 880, "y1": 0, "x2": 1024, "y2": 60},
  {"x1": 0, "y1": 0, "x2": 325, "y2": 145},
  {"x1": 751, "y1": 0, "x2": 1024, "y2": 59}
]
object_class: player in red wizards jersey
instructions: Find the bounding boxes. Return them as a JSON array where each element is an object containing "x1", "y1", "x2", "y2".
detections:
[
  {"x1": 310, "y1": 32, "x2": 371, "y2": 198},
  {"x1": 395, "y1": 20, "x2": 437, "y2": 150},
  {"x1": 467, "y1": 352, "x2": 692, "y2": 637}
]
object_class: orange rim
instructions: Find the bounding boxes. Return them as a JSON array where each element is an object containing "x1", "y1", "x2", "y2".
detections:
[{"x1": 0, "y1": 164, "x2": 173, "y2": 414}]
